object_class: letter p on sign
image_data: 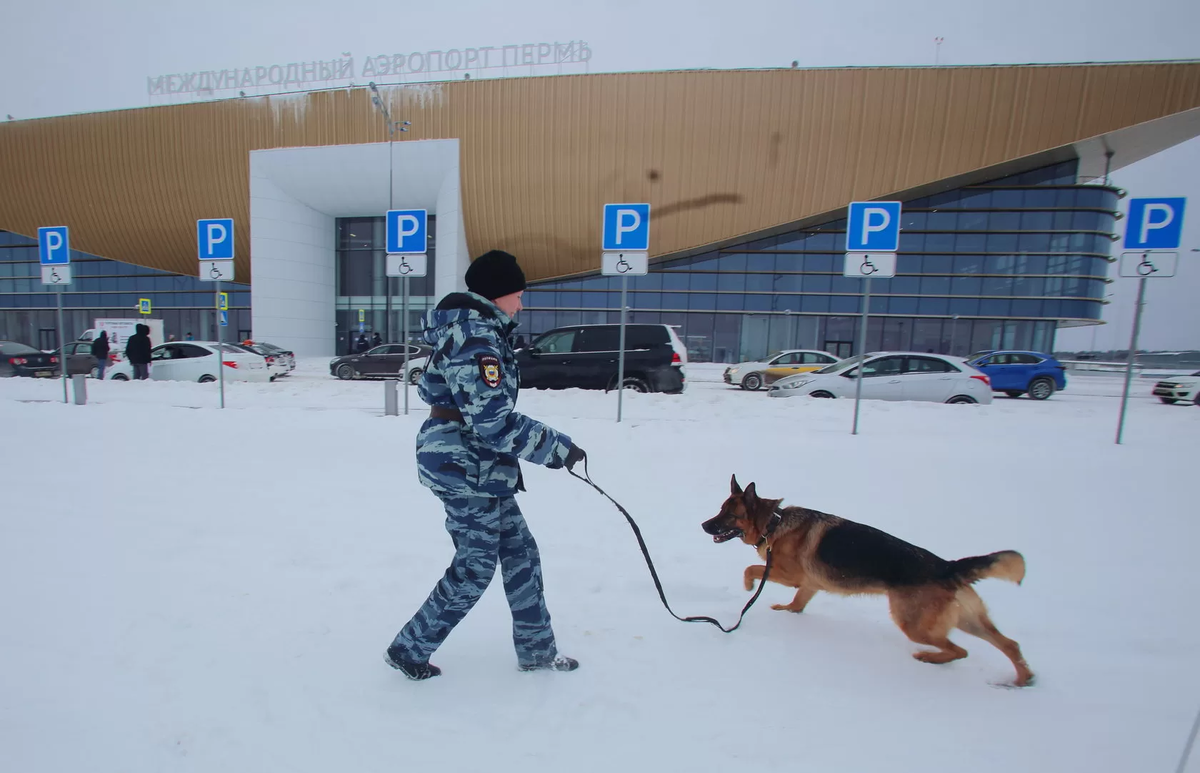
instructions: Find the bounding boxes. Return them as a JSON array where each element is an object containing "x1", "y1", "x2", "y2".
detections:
[
  {"x1": 602, "y1": 203, "x2": 650, "y2": 252},
  {"x1": 846, "y1": 201, "x2": 902, "y2": 252},
  {"x1": 1124, "y1": 197, "x2": 1186, "y2": 250},
  {"x1": 197, "y1": 218, "x2": 235, "y2": 261}
]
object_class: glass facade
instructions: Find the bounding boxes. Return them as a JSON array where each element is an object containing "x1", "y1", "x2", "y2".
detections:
[
  {"x1": 333, "y1": 216, "x2": 438, "y2": 356},
  {"x1": 0, "y1": 230, "x2": 251, "y2": 348},
  {"x1": 522, "y1": 160, "x2": 1119, "y2": 363}
]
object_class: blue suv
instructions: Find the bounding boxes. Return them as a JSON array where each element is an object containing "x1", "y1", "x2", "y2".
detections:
[{"x1": 967, "y1": 350, "x2": 1067, "y2": 400}]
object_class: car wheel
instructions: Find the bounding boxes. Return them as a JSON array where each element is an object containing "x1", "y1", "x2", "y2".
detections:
[
  {"x1": 946, "y1": 395, "x2": 978, "y2": 405},
  {"x1": 199, "y1": 374, "x2": 216, "y2": 383},
  {"x1": 621, "y1": 376, "x2": 649, "y2": 393},
  {"x1": 111, "y1": 373, "x2": 129, "y2": 381},
  {"x1": 336, "y1": 364, "x2": 356, "y2": 380},
  {"x1": 89, "y1": 366, "x2": 100, "y2": 379},
  {"x1": 742, "y1": 373, "x2": 763, "y2": 391},
  {"x1": 1028, "y1": 378, "x2": 1055, "y2": 400},
  {"x1": 408, "y1": 368, "x2": 423, "y2": 385},
  {"x1": 1160, "y1": 397, "x2": 1178, "y2": 405},
  {"x1": 810, "y1": 390, "x2": 835, "y2": 398},
  {"x1": 1004, "y1": 390, "x2": 1024, "y2": 398}
]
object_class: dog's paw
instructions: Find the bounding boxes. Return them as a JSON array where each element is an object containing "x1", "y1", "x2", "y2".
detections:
[
  {"x1": 744, "y1": 579, "x2": 757, "y2": 592},
  {"x1": 770, "y1": 603, "x2": 800, "y2": 612}
]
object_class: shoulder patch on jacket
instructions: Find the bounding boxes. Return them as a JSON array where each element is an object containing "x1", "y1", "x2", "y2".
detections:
[{"x1": 478, "y1": 355, "x2": 502, "y2": 388}]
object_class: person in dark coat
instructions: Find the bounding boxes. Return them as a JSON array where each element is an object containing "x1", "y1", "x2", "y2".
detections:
[
  {"x1": 90, "y1": 331, "x2": 110, "y2": 379},
  {"x1": 357, "y1": 333, "x2": 370, "y2": 352},
  {"x1": 372, "y1": 332, "x2": 383, "y2": 348},
  {"x1": 124, "y1": 323, "x2": 153, "y2": 380}
]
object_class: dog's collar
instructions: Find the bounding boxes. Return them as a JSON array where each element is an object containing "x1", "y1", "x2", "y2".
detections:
[{"x1": 756, "y1": 507, "x2": 785, "y2": 549}]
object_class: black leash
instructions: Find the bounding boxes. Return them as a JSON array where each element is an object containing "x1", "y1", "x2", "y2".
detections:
[{"x1": 569, "y1": 457, "x2": 775, "y2": 633}]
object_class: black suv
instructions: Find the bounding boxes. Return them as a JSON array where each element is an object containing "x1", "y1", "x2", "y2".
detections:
[{"x1": 516, "y1": 324, "x2": 688, "y2": 393}]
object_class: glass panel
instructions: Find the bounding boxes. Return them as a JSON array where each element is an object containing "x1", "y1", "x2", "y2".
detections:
[
  {"x1": 988, "y1": 212, "x2": 1021, "y2": 231},
  {"x1": 889, "y1": 297, "x2": 919, "y2": 315},
  {"x1": 690, "y1": 273, "x2": 718, "y2": 291}
]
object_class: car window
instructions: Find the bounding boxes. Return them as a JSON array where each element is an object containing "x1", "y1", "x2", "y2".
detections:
[
  {"x1": 575, "y1": 327, "x2": 620, "y2": 352},
  {"x1": 0, "y1": 342, "x2": 40, "y2": 355},
  {"x1": 773, "y1": 353, "x2": 802, "y2": 365},
  {"x1": 861, "y1": 356, "x2": 905, "y2": 377},
  {"x1": 803, "y1": 353, "x2": 833, "y2": 364},
  {"x1": 535, "y1": 330, "x2": 576, "y2": 354},
  {"x1": 1012, "y1": 353, "x2": 1042, "y2": 364},
  {"x1": 904, "y1": 356, "x2": 956, "y2": 373},
  {"x1": 151, "y1": 345, "x2": 174, "y2": 360},
  {"x1": 624, "y1": 326, "x2": 669, "y2": 348}
]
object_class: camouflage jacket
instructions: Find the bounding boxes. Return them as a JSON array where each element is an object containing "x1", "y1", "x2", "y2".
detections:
[{"x1": 415, "y1": 292, "x2": 573, "y2": 497}]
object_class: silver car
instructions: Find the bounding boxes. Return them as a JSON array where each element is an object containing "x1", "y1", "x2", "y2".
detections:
[{"x1": 768, "y1": 352, "x2": 994, "y2": 404}]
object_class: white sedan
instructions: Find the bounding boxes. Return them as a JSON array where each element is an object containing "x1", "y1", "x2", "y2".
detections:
[
  {"x1": 1152, "y1": 370, "x2": 1200, "y2": 405},
  {"x1": 723, "y1": 349, "x2": 840, "y2": 390},
  {"x1": 105, "y1": 341, "x2": 271, "y2": 383},
  {"x1": 768, "y1": 352, "x2": 994, "y2": 404}
]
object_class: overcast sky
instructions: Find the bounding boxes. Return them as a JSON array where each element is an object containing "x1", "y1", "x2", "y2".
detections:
[{"x1": 2, "y1": 0, "x2": 1198, "y2": 350}]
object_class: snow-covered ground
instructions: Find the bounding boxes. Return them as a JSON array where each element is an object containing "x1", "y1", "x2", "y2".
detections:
[{"x1": 2, "y1": 362, "x2": 1198, "y2": 772}]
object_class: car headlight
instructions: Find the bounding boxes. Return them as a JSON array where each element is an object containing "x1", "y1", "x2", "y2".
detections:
[
  {"x1": 728, "y1": 367, "x2": 739, "y2": 375},
  {"x1": 781, "y1": 379, "x2": 812, "y2": 390}
]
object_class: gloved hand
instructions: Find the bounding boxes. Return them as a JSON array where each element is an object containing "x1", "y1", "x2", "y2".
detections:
[{"x1": 565, "y1": 444, "x2": 587, "y2": 472}]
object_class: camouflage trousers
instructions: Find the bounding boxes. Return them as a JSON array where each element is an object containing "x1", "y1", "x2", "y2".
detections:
[{"x1": 390, "y1": 494, "x2": 558, "y2": 667}]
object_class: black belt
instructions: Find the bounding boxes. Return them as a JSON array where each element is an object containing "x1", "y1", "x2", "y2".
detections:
[{"x1": 430, "y1": 405, "x2": 464, "y2": 422}]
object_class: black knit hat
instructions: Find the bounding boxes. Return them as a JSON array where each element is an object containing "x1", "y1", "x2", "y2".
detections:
[{"x1": 466, "y1": 249, "x2": 526, "y2": 301}]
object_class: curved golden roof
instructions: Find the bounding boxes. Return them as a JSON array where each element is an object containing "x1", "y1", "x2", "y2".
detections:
[{"x1": 2, "y1": 62, "x2": 1199, "y2": 282}]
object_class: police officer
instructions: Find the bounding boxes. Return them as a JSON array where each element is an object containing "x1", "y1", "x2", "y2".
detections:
[{"x1": 385, "y1": 249, "x2": 586, "y2": 680}]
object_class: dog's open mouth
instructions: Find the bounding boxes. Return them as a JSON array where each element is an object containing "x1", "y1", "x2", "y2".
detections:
[{"x1": 712, "y1": 529, "x2": 742, "y2": 544}]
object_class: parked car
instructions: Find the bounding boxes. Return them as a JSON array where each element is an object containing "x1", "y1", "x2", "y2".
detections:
[
  {"x1": 48, "y1": 341, "x2": 105, "y2": 377},
  {"x1": 966, "y1": 350, "x2": 1066, "y2": 400},
  {"x1": 228, "y1": 342, "x2": 287, "y2": 381},
  {"x1": 1152, "y1": 370, "x2": 1200, "y2": 405},
  {"x1": 105, "y1": 341, "x2": 271, "y2": 383},
  {"x1": 516, "y1": 323, "x2": 688, "y2": 393},
  {"x1": 724, "y1": 349, "x2": 839, "y2": 390},
  {"x1": 329, "y1": 343, "x2": 432, "y2": 382},
  {"x1": 242, "y1": 340, "x2": 295, "y2": 373},
  {"x1": 0, "y1": 341, "x2": 60, "y2": 378},
  {"x1": 768, "y1": 352, "x2": 993, "y2": 404}
]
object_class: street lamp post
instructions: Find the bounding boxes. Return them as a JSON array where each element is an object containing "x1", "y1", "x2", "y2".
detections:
[{"x1": 368, "y1": 82, "x2": 410, "y2": 345}]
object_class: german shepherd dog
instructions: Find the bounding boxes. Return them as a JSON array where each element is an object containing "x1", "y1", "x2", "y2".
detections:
[{"x1": 702, "y1": 475, "x2": 1034, "y2": 686}]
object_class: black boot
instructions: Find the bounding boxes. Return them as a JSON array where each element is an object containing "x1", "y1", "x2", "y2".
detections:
[
  {"x1": 518, "y1": 655, "x2": 579, "y2": 672},
  {"x1": 384, "y1": 646, "x2": 441, "y2": 680}
]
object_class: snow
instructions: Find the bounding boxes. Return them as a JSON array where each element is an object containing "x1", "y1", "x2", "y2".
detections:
[{"x1": 2, "y1": 362, "x2": 1199, "y2": 772}]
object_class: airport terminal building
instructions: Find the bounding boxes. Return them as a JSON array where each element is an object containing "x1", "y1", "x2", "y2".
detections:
[{"x1": 2, "y1": 61, "x2": 1199, "y2": 360}]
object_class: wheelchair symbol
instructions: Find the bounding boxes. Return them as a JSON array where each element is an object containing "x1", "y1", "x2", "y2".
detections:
[
  {"x1": 1136, "y1": 254, "x2": 1158, "y2": 276},
  {"x1": 209, "y1": 263, "x2": 222, "y2": 279},
  {"x1": 859, "y1": 257, "x2": 879, "y2": 276},
  {"x1": 50, "y1": 269, "x2": 62, "y2": 284},
  {"x1": 615, "y1": 255, "x2": 633, "y2": 274},
  {"x1": 397, "y1": 258, "x2": 413, "y2": 276}
]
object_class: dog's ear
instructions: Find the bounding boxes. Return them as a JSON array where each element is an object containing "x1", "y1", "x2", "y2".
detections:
[
  {"x1": 744, "y1": 482, "x2": 758, "y2": 504},
  {"x1": 730, "y1": 474, "x2": 742, "y2": 495}
]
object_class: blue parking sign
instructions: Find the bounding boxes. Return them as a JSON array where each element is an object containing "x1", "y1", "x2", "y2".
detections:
[
  {"x1": 197, "y1": 218, "x2": 235, "y2": 260},
  {"x1": 1124, "y1": 198, "x2": 1186, "y2": 250},
  {"x1": 387, "y1": 209, "x2": 427, "y2": 254},
  {"x1": 38, "y1": 226, "x2": 70, "y2": 265},
  {"x1": 602, "y1": 204, "x2": 650, "y2": 251},
  {"x1": 846, "y1": 202, "x2": 902, "y2": 252}
]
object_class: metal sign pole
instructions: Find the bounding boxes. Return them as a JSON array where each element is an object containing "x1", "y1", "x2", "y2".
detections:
[
  {"x1": 1115, "y1": 276, "x2": 1148, "y2": 445},
  {"x1": 56, "y1": 287, "x2": 67, "y2": 404},
  {"x1": 1173, "y1": 703, "x2": 1200, "y2": 773},
  {"x1": 402, "y1": 275, "x2": 409, "y2": 415},
  {"x1": 851, "y1": 277, "x2": 871, "y2": 436},
  {"x1": 216, "y1": 279, "x2": 225, "y2": 409},
  {"x1": 617, "y1": 274, "x2": 628, "y2": 423}
]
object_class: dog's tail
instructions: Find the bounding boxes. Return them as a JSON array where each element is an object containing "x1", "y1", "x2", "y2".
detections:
[{"x1": 944, "y1": 550, "x2": 1025, "y2": 586}]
